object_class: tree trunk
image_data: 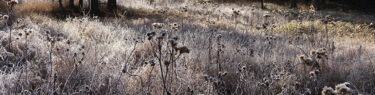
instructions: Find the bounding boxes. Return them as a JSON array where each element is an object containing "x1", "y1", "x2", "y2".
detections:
[
  {"x1": 90, "y1": 0, "x2": 100, "y2": 15},
  {"x1": 69, "y1": 0, "x2": 74, "y2": 8},
  {"x1": 291, "y1": 0, "x2": 297, "y2": 8},
  {"x1": 108, "y1": 0, "x2": 117, "y2": 10},
  {"x1": 260, "y1": 0, "x2": 264, "y2": 9},
  {"x1": 59, "y1": 0, "x2": 63, "y2": 8},
  {"x1": 312, "y1": 0, "x2": 324, "y2": 10},
  {"x1": 79, "y1": 0, "x2": 83, "y2": 8}
]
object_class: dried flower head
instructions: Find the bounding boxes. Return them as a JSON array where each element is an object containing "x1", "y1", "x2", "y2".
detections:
[
  {"x1": 180, "y1": 6, "x2": 188, "y2": 12},
  {"x1": 323, "y1": 15, "x2": 333, "y2": 24},
  {"x1": 169, "y1": 40, "x2": 178, "y2": 48},
  {"x1": 263, "y1": 22, "x2": 270, "y2": 29},
  {"x1": 216, "y1": 34, "x2": 222, "y2": 40},
  {"x1": 232, "y1": 9, "x2": 240, "y2": 16},
  {"x1": 303, "y1": 88, "x2": 312, "y2": 95},
  {"x1": 335, "y1": 82, "x2": 351, "y2": 91},
  {"x1": 203, "y1": 75, "x2": 212, "y2": 81},
  {"x1": 310, "y1": 50, "x2": 317, "y2": 55},
  {"x1": 171, "y1": 36, "x2": 179, "y2": 41},
  {"x1": 219, "y1": 71, "x2": 228, "y2": 77},
  {"x1": 146, "y1": 32, "x2": 156, "y2": 40},
  {"x1": 337, "y1": 87, "x2": 352, "y2": 95},
  {"x1": 163, "y1": 60, "x2": 170, "y2": 67},
  {"x1": 266, "y1": 36, "x2": 275, "y2": 41},
  {"x1": 322, "y1": 86, "x2": 336, "y2": 95},
  {"x1": 316, "y1": 48, "x2": 327, "y2": 55},
  {"x1": 241, "y1": 66, "x2": 247, "y2": 71},
  {"x1": 263, "y1": 14, "x2": 271, "y2": 18},
  {"x1": 309, "y1": 69, "x2": 320, "y2": 77},
  {"x1": 156, "y1": 32, "x2": 166, "y2": 40},
  {"x1": 149, "y1": 60, "x2": 156, "y2": 66},
  {"x1": 152, "y1": 23, "x2": 164, "y2": 29},
  {"x1": 158, "y1": 8, "x2": 168, "y2": 14},
  {"x1": 229, "y1": 32, "x2": 233, "y2": 36},
  {"x1": 325, "y1": 15, "x2": 332, "y2": 21},
  {"x1": 175, "y1": 46, "x2": 190, "y2": 54},
  {"x1": 7, "y1": 0, "x2": 18, "y2": 6},
  {"x1": 309, "y1": 5, "x2": 316, "y2": 13},
  {"x1": 45, "y1": 31, "x2": 50, "y2": 35},
  {"x1": 28, "y1": 30, "x2": 33, "y2": 33},
  {"x1": 66, "y1": 40, "x2": 71, "y2": 45},
  {"x1": 298, "y1": 55, "x2": 305, "y2": 60},
  {"x1": 18, "y1": 32, "x2": 22, "y2": 37},
  {"x1": 298, "y1": 55, "x2": 314, "y2": 66},
  {"x1": 121, "y1": 64, "x2": 127, "y2": 73},
  {"x1": 311, "y1": 48, "x2": 328, "y2": 59},
  {"x1": 169, "y1": 23, "x2": 180, "y2": 31},
  {"x1": 2, "y1": 15, "x2": 9, "y2": 20}
]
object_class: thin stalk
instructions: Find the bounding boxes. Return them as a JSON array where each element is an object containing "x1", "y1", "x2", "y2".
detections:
[
  {"x1": 157, "y1": 39, "x2": 169, "y2": 94},
  {"x1": 325, "y1": 24, "x2": 329, "y2": 47},
  {"x1": 46, "y1": 40, "x2": 54, "y2": 94},
  {"x1": 217, "y1": 38, "x2": 221, "y2": 72},
  {"x1": 62, "y1": 57, "x2": 77, "y2": 93},
  {"x1": 25, "y1": 34, "x2": 29, "y2": 84}
]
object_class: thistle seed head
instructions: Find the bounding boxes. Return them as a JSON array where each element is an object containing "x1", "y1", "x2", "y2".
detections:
[
  {"x1": 66, "y1": 40, "x2": 71, "y2": 45},
  {"x1": 2, "y1": 15, "x2": 9, "y2": 20},
  {"x1": 171, "y1": 36, "x2": 179, "y2": 41},
  {"x1": 163, "y1": 60, "x2": 170, "y2": 67},
  {"x1": 176, "y1": 46, "x2": 190, "y2": 54},
  {"x1": 180, "y1": 6, "x2": 188, "y2": 12},
  {"x1": 298, "y1": 55, "x2": 305, "y2": 60},
  {"x1": 45, "y1": 31, "x2": 50, "y2": 35},
  {"x1": 309, "y1": 69, "x2": 320, "y2": 77},
  {"x1": 322, "y1": 86, "x2": 336, "y2": 95},
  {"x1": 219, "y1": 71, "x2": 228, "y2": 77},
  {"x1": 149, "y1": 60, "x2": 155, "y2": 66},
  {"x1": 170, "y1": 23, "x2": 180, "y2": 31},
  {"x1": 9, "y1": 0, "x2": 18, "y2": 5},
  {"x1": 303, "y1": 88, "x2": 312, "y2": 95},
  {"x1": 310, "y1": 50, "x2": 317, "y2": 55},
  {"x1": 18, "y1": 32, "x2": 22, "y2": 37},
  {"x1": 216, "y1": 34, "x2": 222, "y2": 40},
  {"x1": 169, "y1": 40, "x2": 178, "y2": 48},
  {"x1": 241, "y1": 66, "x2": 246, "y2": 70},
  {"x1": 156, "y1": 32, "x2": 166, "y2": 40},
  {"x1": 152, "y1": 23, "x2": 164, "y2": 29},
  {"x1": 146, "y1": 32, "x2": 156, "y2": 40},
  {"x1": 263, "y1": 14, "x2": 271, "y2": 18}
]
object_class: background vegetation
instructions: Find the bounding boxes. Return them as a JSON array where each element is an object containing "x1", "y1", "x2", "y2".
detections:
[{"x1": 0, "y1": 0, "x2": 375, "y2": 94}]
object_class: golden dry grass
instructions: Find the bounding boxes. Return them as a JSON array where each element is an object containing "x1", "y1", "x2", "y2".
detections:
[{"x1": 16, "y1": 1, "x2": 59, "y2": 14}]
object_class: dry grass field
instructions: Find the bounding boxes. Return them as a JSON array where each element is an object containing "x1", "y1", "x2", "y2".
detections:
[{"x1": 1, "y1": 0, "x2": 375, "y2": 95}]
